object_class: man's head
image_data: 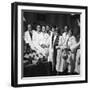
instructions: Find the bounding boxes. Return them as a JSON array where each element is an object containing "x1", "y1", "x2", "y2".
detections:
[
  {"x1": 27, "y1": 24, "x2": 32, "y2": 32},
  {"x1": 64, "y1": 26, "x2": 68, "y2": 32},
  {"x1": 68, "y1": 29, "x2": 72, "y2": 36},
  {"x1": 36, "y1": 25, "x2": 41, "y2": 32},
  {"x1": 51, "y1": 27, "x2": 55, "y2": 32},
  {"x1": 54, "y1": 27, "x2": 59, "y2": 36},
  {"x1": 42, "y1": 26, "x2": 46, "y2": 32},
  {"x1": 46, "y1": 25, "x2": 50, "y2": 31}
]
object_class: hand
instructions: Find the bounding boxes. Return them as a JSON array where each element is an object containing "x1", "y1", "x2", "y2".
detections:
[{"x1": 56, "y1": 46, "x2": 60, "y2": 49}]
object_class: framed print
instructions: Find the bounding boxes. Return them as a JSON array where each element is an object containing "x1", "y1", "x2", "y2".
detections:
[{"x1": 11, "y1": 2, "x2": 88, "y2": 87}]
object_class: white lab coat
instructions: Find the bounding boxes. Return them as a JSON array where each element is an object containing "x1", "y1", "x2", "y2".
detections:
[
  {"x1": 67, "y1": 36, "x2": 77, "y2": 73},
  {"x1": 56, "y1": 33, "x2": 69, "y2": 72},
  {"x1": 32, "y1": 31, "x2": 49, "y2": 56},
  {"x1": 75, "y1": 49, "x2": 80, "y2": 73},
  {"x1": 48, "y1": 31, "x2": 54, "y2": 62},
  {"x1": 24, "y1": 30, "x2": 34, "y2": 49}
]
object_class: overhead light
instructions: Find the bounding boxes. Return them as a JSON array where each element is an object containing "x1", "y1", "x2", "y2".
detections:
[{"x1": 71, "y1": 13, "x2": 75, "y2": 16}]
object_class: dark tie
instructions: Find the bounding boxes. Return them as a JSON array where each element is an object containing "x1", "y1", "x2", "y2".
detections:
[
  {"x1": 54, "y1": 35, "x2": 59, "y2": 46},
  {"x1": 52, "y1": 34, "x2": 54, "y2": 46},
  {"x1": 29, "y1": 32, "x2": 32, "y2": 40}
]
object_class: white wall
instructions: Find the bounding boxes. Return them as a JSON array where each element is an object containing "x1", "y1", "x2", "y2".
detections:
[{"x1": 0, "y1": 0, "x2": 89, "y2": 89}]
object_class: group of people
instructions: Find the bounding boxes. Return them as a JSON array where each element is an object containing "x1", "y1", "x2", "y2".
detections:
[{"x1": 24, "y1": 24, "x2": 80, "y2": 75}]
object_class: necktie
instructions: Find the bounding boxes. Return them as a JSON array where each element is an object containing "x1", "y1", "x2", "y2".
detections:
[
  {"x1": 54, "y1": 35, "x2": 59, "y2": 46},
  {"x1": 29, "y1": 32, "x2": 32, "y2": 40},
  {"x1": 52, "y1": 34, "x2": 54, "y2": 46}
]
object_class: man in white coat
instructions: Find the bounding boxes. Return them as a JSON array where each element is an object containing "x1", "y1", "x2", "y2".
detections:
[
  {"x1": 56, "y1": 31, "x2": 69, "y2": 74},
  {"x1": 32, "y1": 25, "x2": 48, "y2": 56},
  {"x1": 24, "y1": 24, "x2": 34, "y2": 50}
]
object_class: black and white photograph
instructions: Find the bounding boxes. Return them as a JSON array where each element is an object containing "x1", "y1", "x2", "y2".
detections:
[
  {"x1": 23, "y1": 11, "x2": 80, "y2": 77},
  {"x1": 11, "y1": 2, "x2": 88, "y2": 87}
]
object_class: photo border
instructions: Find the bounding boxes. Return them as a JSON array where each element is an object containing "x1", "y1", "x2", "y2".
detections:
[{"x1": 11, "y1": 2, "x2": 88, "y2": 87}]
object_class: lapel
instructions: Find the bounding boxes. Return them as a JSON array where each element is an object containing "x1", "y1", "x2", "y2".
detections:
[
  {"x1": 29, "y1": 31, "x2": 32, "y2": 40},
  {"x1": 52, "y1": 35, "x2": 56, "y2": 46}
]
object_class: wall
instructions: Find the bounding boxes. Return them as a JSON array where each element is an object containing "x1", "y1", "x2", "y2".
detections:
[{"x1": 0, "y1": 0, "x2": 89, "y2": 90}]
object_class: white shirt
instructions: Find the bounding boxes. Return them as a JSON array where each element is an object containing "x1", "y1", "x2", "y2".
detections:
[
  {"x1": 67, "y1": 36, "x2": 77, "y2": 52},
  {"x1": 59, "y1": 32, "x2": 69, "y2": 47},
  {"x1": 39, "y1": 32, "x2": 50, "y2": 46},
  {"x1": 32, "y1": 31, "x2": 47, "y2": 56},
  {"x1": 24, "y1": 30, "x2": 32, "y2": 46},
  {"x1": 24, "y1": 30, "x2": 36, "y2": 50}
]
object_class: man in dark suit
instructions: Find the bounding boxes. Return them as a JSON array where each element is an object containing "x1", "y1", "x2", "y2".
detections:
[{"x1": 52, "y1": 27, "x2": 59, "y2": 75}]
